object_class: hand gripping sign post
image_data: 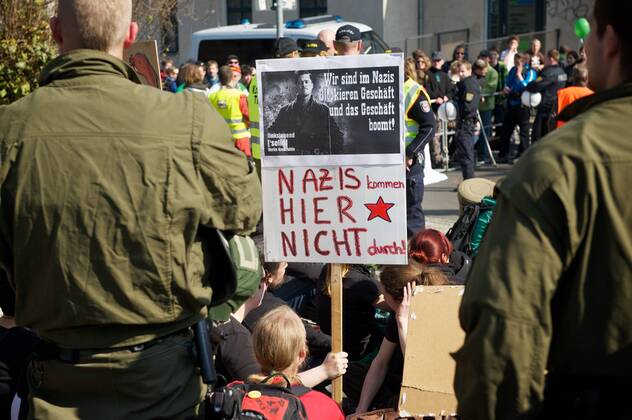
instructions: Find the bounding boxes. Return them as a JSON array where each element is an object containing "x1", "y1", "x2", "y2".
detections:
[{"x1": 258, "y1": 54, "x2": 407, "y2": 403}]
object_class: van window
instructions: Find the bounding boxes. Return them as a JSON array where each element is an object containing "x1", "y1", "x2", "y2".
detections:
[
  {"x1": 197, "y1": 39, "x2": 276, "y2": 65},
  {"x1": 361, "y1": 31, "x2": 389, "y2": 54}
]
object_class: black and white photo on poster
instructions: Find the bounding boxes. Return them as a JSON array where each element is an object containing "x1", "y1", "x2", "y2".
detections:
[{"x1": 257, "y1": 54, "x2": 404, "y2": 167}]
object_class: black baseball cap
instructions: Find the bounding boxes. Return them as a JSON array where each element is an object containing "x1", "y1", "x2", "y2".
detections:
[
  {"x1": 431, "y1": 51, "x2": 444, "y2": 61},
  {"x1": 335, "y1": 24, "x2": 361, "y2": 43},
  {"x1": 302, "y1": 39, "x2": 327, "y2": 55},
  {"x1": 274, "y1": 37, "x2": 300, "y2": 57},
  {"x1": 479, "y1": 49, "x2": 491, "y2": 58}
]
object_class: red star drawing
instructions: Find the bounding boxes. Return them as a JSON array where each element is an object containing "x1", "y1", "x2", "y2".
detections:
[{"x1": 364, "y1": 196, "x2": 395, "y2": 222}]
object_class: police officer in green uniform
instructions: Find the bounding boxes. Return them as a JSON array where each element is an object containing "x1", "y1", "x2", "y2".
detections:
[
  {"x1": 454, "y1": 1, "x2": 632, "y2": 418},
  {"x1": 0, "y1": 1, "x2": 261, "y2": 418}
]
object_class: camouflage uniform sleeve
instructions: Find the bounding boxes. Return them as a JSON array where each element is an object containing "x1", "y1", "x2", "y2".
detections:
[
  {"x1": 193, "y1": 96, "x2": 262, "y2": 235},
  {"x1": 453, "y1": 184, "x2": 568, "y2": 420}
]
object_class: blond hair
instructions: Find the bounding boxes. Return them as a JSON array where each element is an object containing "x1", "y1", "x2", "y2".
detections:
[
  {"x1": 405, "y1": 57, "x2": 417, "y2": 82},
  {"x1": 58, "y1": 0, "x2": 132, "y2": 52},
  {"x1": 250, "y1": 306, "x2": 307, "y2": 382}
]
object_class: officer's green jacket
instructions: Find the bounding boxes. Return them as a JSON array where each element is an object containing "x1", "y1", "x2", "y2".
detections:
[
  {"x1": 479, "y1": 64, "x2": 498, "y2": 112},
  {"x1": 454, "y1": 83, "x2": 632, "y2": 419},
  {"x1": 0, "y1": 50, "x2": 262, "y2": 349}
]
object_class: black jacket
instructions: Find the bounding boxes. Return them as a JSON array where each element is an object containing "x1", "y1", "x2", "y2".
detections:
[
  {"x1": 406, "y1": 88, "x2": 436, "y2": 161},
  {"x1": 426, "y1": 67, "x2": 454, "y2": 103},
  {"x1": 456, "y1": 75, "x2": 482, "y2": 121},
  {"x1": 267, "y1": 96, "x2": 344, "y2": 155},
  {"x1": 526, "y1": 64, "x2": 568, "y2": 108},
  {"x1": 244, "y1": 292, "x2": 331, "y2": 353},
  {"x1": 426, "y1": 250, "x2": 471, "y2": 285}
]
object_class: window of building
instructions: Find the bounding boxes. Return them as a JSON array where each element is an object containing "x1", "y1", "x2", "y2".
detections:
[
  {"x1": 487, "y1": 0, "x2": 545, "y2": 39},
  {"x1": 299, "y1": 0, "x2": 327, "y2": 18},
  {"x1": 227, "y1": 0, "x2": 252, "y2": 25}
]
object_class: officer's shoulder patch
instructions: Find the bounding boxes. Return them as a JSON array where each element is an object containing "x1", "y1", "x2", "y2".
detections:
[
  {"x1": 420, "y1": 100, "x2": 431, "y2": 113},
  {"x1": 465, "y1": 92, "x2": 474, "y2": 102}
]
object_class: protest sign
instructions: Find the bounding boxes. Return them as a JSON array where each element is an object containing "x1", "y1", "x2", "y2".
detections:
[
  {"x1": 258, "y1": 54, "x2": 407, "y2": 265},
  {"x1": 124, "y1": 40, "x2": 161, "y2": 89},
  {"x1": 398, "y1": 286, "x2": 464, "y2": 416}
]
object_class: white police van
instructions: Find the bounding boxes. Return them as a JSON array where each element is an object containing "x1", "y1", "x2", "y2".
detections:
[{"x1": 191, "y1": 15, "x2": 389, "y2": 65}]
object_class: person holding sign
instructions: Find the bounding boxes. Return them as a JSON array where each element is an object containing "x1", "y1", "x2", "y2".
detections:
[
  {"x1": 249, "y1": 307, "x2": 345, "y2": 420},
  {"x1": 403, "y1": 57, "x2": 436, "y2": 237},
  {"x1": 348, "y1": 264, "x2": 450, "y2": 414}
]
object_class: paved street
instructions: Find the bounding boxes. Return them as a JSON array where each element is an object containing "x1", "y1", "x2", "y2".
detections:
[{"x1": 424, "y1": 163, "x2": 514, "y2": 233}]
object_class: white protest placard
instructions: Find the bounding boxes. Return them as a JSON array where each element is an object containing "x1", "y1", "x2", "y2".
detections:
[{"x1": 258, "y1": 54, "x2": 407, "y2": 264}]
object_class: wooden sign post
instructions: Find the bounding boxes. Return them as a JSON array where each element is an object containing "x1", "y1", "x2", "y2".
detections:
[{"x1": 329, "y1": 263, "x2": 344, "y2": 404}]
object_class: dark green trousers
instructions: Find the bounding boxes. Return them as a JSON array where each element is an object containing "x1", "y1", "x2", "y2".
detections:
[{"x1": 27, "y1": 332, "x2": 205, "y2": 420}]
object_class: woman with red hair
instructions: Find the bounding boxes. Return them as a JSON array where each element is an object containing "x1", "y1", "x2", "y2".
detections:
[{"x1": 409, "y1": 229, "x2": 470, "y2": 283}]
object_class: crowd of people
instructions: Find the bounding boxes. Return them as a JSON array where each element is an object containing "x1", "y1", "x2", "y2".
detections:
[
  {"x1": 154, "y1": 32, "x2": 593, "y2": 195},
  {"x1": 403, "y1": 36, "x2": 593, "y2": 181},
  {"x1": 1, "y1": 0, "x2": 631, "y2": 419}
]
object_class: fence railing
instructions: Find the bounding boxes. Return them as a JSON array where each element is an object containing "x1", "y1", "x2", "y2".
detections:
[
  {"x1": 461, "y1": 29, "x2": 561, "y2": 63},
  {"x1": 389, "y1": 28, "x2": 561, "y2": 62},
  {"x1": 388, "y1": 29, "x2": 470, "y2": 57}
]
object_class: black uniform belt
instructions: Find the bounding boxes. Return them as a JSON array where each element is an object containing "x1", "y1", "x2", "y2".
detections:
[{"x1": 35, "y1": 326, "x2": 192, "y2": 364}]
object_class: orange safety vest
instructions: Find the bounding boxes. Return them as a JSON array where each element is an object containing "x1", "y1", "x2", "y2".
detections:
[{"x1": 556, "y1": 86, "x2": 594, "y2": 128}]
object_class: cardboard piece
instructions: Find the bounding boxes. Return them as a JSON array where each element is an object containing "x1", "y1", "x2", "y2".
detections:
[
  {"x1": 124, "y1": 40, "x2": 162, "y2": 89},
  {"x1": 398, "y1": 285, "x2": 465, "y2": 416}
]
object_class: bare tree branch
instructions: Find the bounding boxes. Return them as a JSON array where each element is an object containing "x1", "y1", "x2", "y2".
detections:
[{"x1": 546, "y1": 0, "x2": 591, "y2": 24}]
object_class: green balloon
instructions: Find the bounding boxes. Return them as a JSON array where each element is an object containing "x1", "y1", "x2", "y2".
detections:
[{"x1": 574, "y1": 17, "x2": 590, "y2": 39}]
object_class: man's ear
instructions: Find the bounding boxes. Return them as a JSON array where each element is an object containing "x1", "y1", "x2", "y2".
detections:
[
  {"x1": 50, "y1": 16, "x2": 63, "y2": 47},
  {"x1": 357, "y1": 40, "x2": 363, "y2": 54},
  {"x1": 602, "y1": 24, "x2": 621, "y2": 61},
  {"x1": 123, "y1": 21, "x2": 139, "y2": 50}
]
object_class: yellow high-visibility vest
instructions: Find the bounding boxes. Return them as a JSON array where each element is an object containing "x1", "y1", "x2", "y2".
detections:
[
  {"x1": 403, "y1": 78, "x2": 430, "y2": 146},
  {"x1": 209, "y1": 87, "x2": 250, "y2": 141},
  {"x1": 247, "y1": 76, "x2": 260, "y2": 159}
]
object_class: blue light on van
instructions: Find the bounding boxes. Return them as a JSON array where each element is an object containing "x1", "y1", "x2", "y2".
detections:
[
  {"x1": 285, "y1": 19, "x2": 306, "y2": 29},
  {"x1": 334, "y1": 15, "x2": 343, "y2": 22},
  {"x1": 241, "y1": 18, "x2": 251, "y2": 24}
]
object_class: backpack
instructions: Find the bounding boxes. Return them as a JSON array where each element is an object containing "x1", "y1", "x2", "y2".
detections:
[
  {"x1": 469, "y1": 196, "x2": 497, "y2": 256},
  {"x1": 446, "y1": 197, "x2": 496, "y2": 256},
  {"x1": 208, "y1": 374, "x2": 310, "y2": 420}
]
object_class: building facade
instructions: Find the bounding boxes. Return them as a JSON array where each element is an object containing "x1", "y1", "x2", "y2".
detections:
[{"x1": 166, "y1": 0, "x2": 592, "y2": 64}]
